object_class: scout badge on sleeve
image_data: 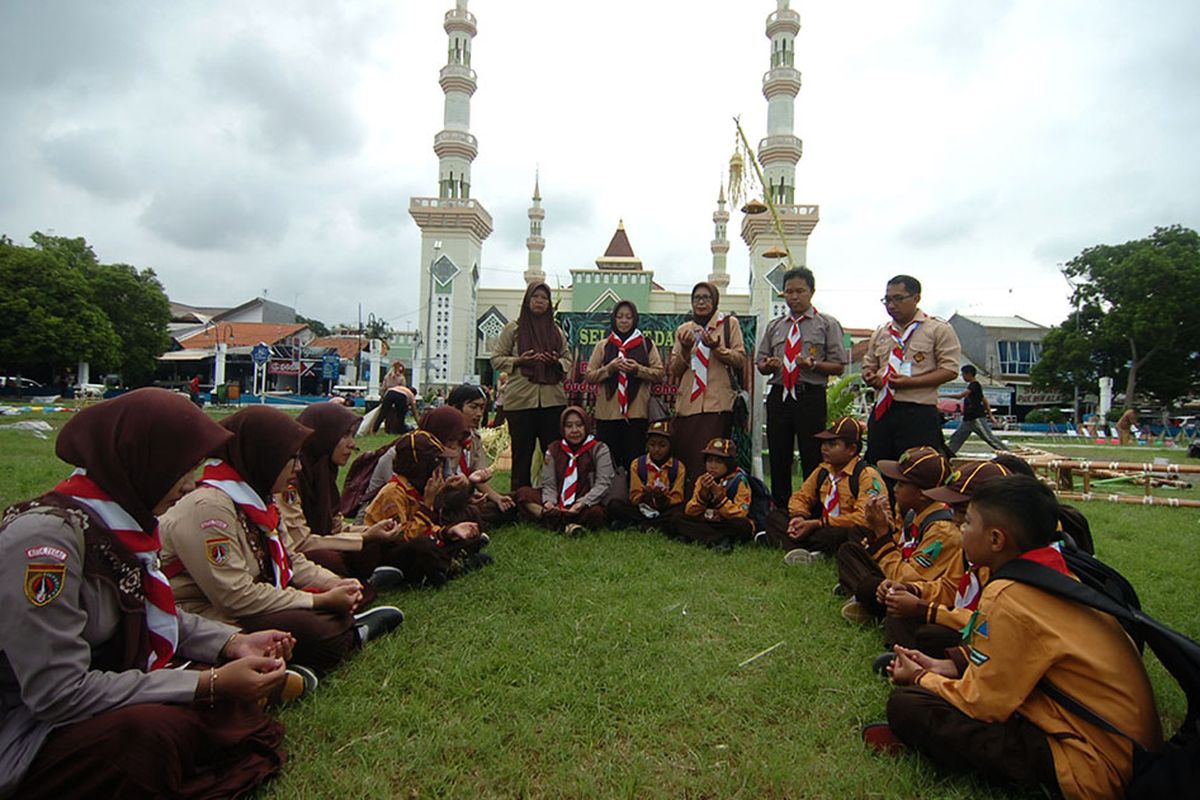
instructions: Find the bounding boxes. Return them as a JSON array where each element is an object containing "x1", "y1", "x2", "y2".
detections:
[
  {"x1": 25, "y1": 562, "x2": 66, "y2": 606},
  {"x1": 206, "y1": 537, "x2": 232, "y2": 566}
]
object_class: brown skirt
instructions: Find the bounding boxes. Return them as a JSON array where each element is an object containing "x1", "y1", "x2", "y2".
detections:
[{"x1": 16, "y1": 700, "x2": 284, "y2": 800}]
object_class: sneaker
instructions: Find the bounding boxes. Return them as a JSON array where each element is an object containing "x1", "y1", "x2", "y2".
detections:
[
  {"x1": 563, "y1": 523, "x2": 586, "y2": 538},
  {"x1": 354, "y1": 605, "x2": 404, "y2": 645},
  {"x1": 861, "y1": 723, "x2": 906, "y2": 755},
  {"x1": 368, "y1": 565, "x2": 405, "y2": 591},
  {"x1": 840, "y1": 598, "x2": 874, "y2": 625},
  {"x1": 753, "y1": 530, "x2": 768, "y2": 546},
  {"x1": 479, "y1": 532, "x2": 491, "y2": 546},
  {"x1": 783, "y1": 548, "x2": 824, "y2": 566},
  {"x1": 871, "y1": 652, "x2": 896, "y2": 677},
  {"x1": 266, "y1": 665, "x2": 318, "y2": 707},
  {"x1": 831, "y1": 582, "x2": 847, "y2": 597}
]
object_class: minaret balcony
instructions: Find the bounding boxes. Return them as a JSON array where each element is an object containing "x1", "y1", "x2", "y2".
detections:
[
  {"x1": 444, "y1": 9, "x2": 477, "y2": 36},
  {"x1": 762, "y1": 66, "x2": 801, "y2": 98},
  {"x1": 526, "y1": 236, "x2": 545, "y2": 251},
  {"x1": 766, "y1": 9, "x2": 800, "y2": 38},
  {"x1": 713, "y1": 209, "x2": 730, "y2": 224},
  {"x1": 439, "y1": 64, "x2": 477, "y2": 96},
  {"x1": 711, "y1": 240, "x2": 730, "y2": 254},
  {"x1": 433, "y1": 129, "x2": 478, "y2": 161},
  {"x1": 758, "y1": 134, "x2": 803, "y2": 165},
  {"x1": 528, "y1": 207, "x2": 545, "y2": 221}
]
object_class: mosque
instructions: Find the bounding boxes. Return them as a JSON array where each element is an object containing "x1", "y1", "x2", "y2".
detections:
[{"x1": 408, "y1": 0, "x2": 819, "y2": 387}]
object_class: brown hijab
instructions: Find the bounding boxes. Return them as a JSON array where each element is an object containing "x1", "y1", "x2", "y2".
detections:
[
  {"x1": 296, "y1": 402, "x2": 360, "y2": 533},
  {"x1": 601, "y1": 299, "x2": 650, "y2": 403},
  {"x1": 216, "y1": 407, "x2": 313, "y2": 505},
  {"x1": 393, "y1": 407, "x2": 470, "y2": 494},
  {"x1": 690, "y1": 281, "x2": 721, "y2": 327},
  {"x1": 418, "y1": 407, "x2": 469, "y2": 448},
  {"x1": 56, "y1": 387, "x2": 232, "y2": 531},
  {"x1": 516, "y1": 282, "x2": 564, "y2": 385}
]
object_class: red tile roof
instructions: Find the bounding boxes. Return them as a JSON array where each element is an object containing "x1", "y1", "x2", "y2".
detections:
[
  {"x1": 309, "y1": 336, "x2": 374, "y2": 360},
  {"x1": 177, "y1": 322, "x2": 307, "y2": 349},
  {"x1": 602, "y1": 224, "x2": 635, "y2": 258}
]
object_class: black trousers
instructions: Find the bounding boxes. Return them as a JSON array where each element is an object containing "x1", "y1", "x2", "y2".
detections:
[
  {"x1": 670, "y1": 513, "x2": 754, "y2": 545},
  {"x1": 884, "y1": 615, "x2": 964, "y2": 657},
  {"x1": 865, "y1": 401, "x2": 947, "y2": 465},
  {"x1": 505, "y1": 406, "x2": 565, "y2": 490},
  {"x1": 887, "y1": 687, "x2": 1059, "y2": 794},
  {"x1": 596, "y1": 417, "x2": 649, "y2": 477},
  {"x1": 607, "y1": 498, "x2": 681, "y2": 532},
  {"x1": 371, "y1": 390, "x2": 410, "y2": 434},
  {"x1": 763, "y1": 508, "x2": 862, "y2": 554},
  {"x1": 764, "y1": 383, "x2": 827, "y2": 508}
]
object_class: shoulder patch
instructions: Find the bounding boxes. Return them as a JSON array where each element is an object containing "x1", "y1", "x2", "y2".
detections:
[
  {"x1": 25, "y1": 563, "x2": 66, "y2": 606},
  {"x1": 25, "y1": 546, "x2": 68, "y2": 562},
  {"x1": 914, "y1": 540, "x2": 943, "y2": 568},
  {"x1": 199, "y1": 518, "x2": 229, "y2": 531},
  {"x1": 206, "y1": 537, "x2": 233, "y2": 566},
  {"x1": 967, "y1": 646, "x2": 990, "y2": 666}
]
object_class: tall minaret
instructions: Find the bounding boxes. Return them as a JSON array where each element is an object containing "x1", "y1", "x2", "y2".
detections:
[
  {"x1": 742, "y1": 0, "x2": 819, "y2": 328},
  {"x1": 708, "y1": 183, "x2": 731, "y2": 291},
  {"x1": 410, "y1": 0, "x2": 492, "y2": 389},
  {"x1": 524, "y1": 172, "x2": 546, "y2": 285}
]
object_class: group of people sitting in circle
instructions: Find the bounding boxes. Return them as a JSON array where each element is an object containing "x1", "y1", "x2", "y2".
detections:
[{"x1": 0, "y1": 269, "x2": 1165, "y2": 799}]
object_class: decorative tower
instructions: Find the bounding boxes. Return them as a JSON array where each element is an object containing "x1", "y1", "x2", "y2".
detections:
[
  {"x1": 409, "y1": 0, "x2": 493, "y2": 389},
  {"x1": 708, "y1": 183, "x2": 731, "y2": 292},
  {"x1": 742, "y1": 0, "x2": 819, "y2": 326},
  {"x1": 523, "y1": 172, "x2": 546, "y2": 286}
]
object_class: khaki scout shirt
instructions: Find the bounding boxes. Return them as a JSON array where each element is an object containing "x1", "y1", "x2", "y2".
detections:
[
  {"x1": 277, "y1": 488, "x2": 365, "y2": 554},
  {"x1": 668, "y1": 315, "x2": 747, "y2": 416},
  {"x1": 0, "y1": 508, "x2": 235, "y2": 794},
  {"x1": 159, "y1": 486, "x2": 340, "y2": 624},
  {"x1": 786, "y1": 455, "x2": 884, "y2": 526},
  {"x1": 861, "y1": 310, "x2": 961, "y2": 406},
  {"x1": 490, "y1": 320, "x2": 572, "y2": 412},
  {"x1": 755, "y1": 309, "x2": 848, "y2": 387},
  {"x1": 584, "y1": 338, "x2": 665, "y2": 421}
]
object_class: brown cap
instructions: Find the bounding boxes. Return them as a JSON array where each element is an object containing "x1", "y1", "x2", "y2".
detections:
[
  {"x1": 814, "y1": 416, "x2": 864, "y2": 443},
  {"x1": 876, "y1": 446, "x2": 950, "y2": 490},
  {"x1": 923, "y1": 461, "x2": 1011, "y2": 503},
  {"x1": 646, "y1": 419, "x2": 671, "y2": 440},
  {"x1": 700, "y1": 437, "x2": 735, "y2": 459}
]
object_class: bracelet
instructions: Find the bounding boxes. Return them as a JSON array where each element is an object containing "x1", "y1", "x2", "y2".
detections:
[{"x1": 208, "y1": 667, "x2": 216, "y2": 708}]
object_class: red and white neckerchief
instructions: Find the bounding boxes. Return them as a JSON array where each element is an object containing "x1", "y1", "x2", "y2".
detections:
[
  {"x1": 1018, "y1": 541, "x2": 1070, "y2": 574},
  {"x1": 899, "y1": 510, "x2": 920, "y2": 560},
  {"x1": 645, "y1": 457, "x2": 671, "y2": 489},
  {"x1": 821, "y1": 469, "x2": 843, "y2": 523},
  {"x1": 459, "y1": 433, "x2": 473, "y2": 476},
  {"x1": 781, "y1": 309, "x2": 815, "y2": 401},
  {"x1": 56, "y1": 470, "x2": 178, "y2": 672},
  {"x1": 200, "y1": 460, "x2": 292, "y2": 589},
  {"x1": 559, "y1": 435, "x2": 599, "y2": 509},
  {"x1": 953, "y1": 564, "x2": 982, "y2": 610},
  {"x1": 689, "y1": 313, "x2": 727, "y2": 402},
  {"x1": 873, "y1": 318, "x2": 922, "y2": 420},
  {"x1": 607, "y1": 328, "x2": 645, "y2": 417}
]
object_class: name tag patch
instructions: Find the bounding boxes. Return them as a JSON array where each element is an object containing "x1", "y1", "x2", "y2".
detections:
[
  {"x1": 200, "y1": 518, "x2": 229, "y2": 531},
  {"x1": 25, "y1": 564, "x2": 66, "y2": 606},
  {"x1": 25, "y1": 546, "x2": 68, "y2": 562}
]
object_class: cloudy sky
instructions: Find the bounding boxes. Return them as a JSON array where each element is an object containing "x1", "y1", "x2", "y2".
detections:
[{"x1": 2, "y1": 1, "x2": 1197, "y2": 330}]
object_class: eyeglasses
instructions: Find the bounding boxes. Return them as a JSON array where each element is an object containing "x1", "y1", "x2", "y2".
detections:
[
  {"x1": 692, "y1": 294, "x2": 713, "y2": 302},
  {"x1": 880, "y1": 294, "x2": 914, "y2": 305}
]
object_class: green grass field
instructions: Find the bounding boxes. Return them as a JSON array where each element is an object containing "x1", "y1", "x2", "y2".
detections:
[{"x1": 2, "y1": 410, "x2": 1199, "y2": 798}]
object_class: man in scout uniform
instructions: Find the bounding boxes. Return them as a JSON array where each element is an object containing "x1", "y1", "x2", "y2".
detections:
[
  {"x1": 861, "y1": 275, "x2": 961, "y2": 465},
  {"x1": 871, "y1": 476, "x2": 1162, "y2": 800},
  {"x1": 755, "y1": 267, "x2": 848, "y2": 508}
]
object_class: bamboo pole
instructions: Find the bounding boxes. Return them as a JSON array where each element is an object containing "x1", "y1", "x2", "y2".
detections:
[
  {"x1": 1056, "y1": 492, "x2": 1200, "y2": 509},
  {"x1": 1026, "y1": 459, "x2": 1200, "y2": 475}
]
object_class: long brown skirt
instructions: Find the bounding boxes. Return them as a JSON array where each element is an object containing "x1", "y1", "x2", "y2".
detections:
[
  {"x1": 671, "y1": 412, "x2": 732, "y2": 497},
  {"x1": 16, "y1": 700, "x2": 284, "y2": 800}
]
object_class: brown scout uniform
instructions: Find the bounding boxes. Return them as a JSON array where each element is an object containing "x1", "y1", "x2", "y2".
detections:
[
  {"x1": 584, "y1": 338, "x2": 666, "y2": 421},
  {"x1": 861, "y1": 310, "x2": 961, "y2": 407}
]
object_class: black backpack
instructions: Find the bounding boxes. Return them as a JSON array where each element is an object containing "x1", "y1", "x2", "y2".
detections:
[
  {"x1": 723, "y1": 470, "x2": 773, "y2": 531},
  {"x1": 635, "y1": 456, "x2": 682, "y2": 489},
  {"x1": 995, "y1": 548, "x2": 1200, "y2": 799},
  {"x1": 1056, "y1": 504, "x2": 1095, "y2": 555}
]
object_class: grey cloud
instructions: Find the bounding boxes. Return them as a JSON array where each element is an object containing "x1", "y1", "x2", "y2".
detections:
[
  {"x1": 897, "y1": 195, "x2": 995, "y2": 249},
  {"x1": 140, "y1": 180, "x2": 289, "y2": 251},
  {"x1": 40, "y1": 129, "x2": 141, "y2": 201}
]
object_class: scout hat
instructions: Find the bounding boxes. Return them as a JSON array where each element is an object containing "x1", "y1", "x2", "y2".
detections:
[
  {"x1": 646, "y1": 419, "x2": 672, "y2": 440},
  {"x1": 700, "y1": 437, "x2": 736, "y2": 459},
  {"x1": 876, "y1": 446, "x2": 950, "y2": 490},
  {"x1": 814, "y1": 416, "x2": 863, "y2": 444},
  {"x1": 923, "y1": 460, "x2": 1010, "y2": 504}
]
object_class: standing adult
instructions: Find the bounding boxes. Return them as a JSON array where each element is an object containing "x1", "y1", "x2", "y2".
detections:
[
  {"x1": 755, "y1": 267, "x2": 848, "y2": 508},
  {"x1": 490, "y1": 282, "x2": 571, "y2": 490},
  {"x1": 862, "y1": 275, "x2": 961, "y2": 465},
  {"x1": 668, "y1": 281, "x2": 746, "y2": 486},
  {"x1": 585, "y1": 300, "x2": 665, "y2": 476},
  {"x1": 0, "y1": 388, "x2": 289, "y2": 798},
  {"x1": 946, "y1": 365, "x2": 1009, "y2": 455},
  {"x1": 370, "y1": 361, "x2": 412, "y2": 434},
  {"x1": 1115, "y1": 408, "x2": 1138, "y2": 446}
]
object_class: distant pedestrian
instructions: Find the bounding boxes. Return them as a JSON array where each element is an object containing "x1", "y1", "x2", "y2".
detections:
[{"x1": 946, "y1": 366, "x2": 1009, "y2": 454}]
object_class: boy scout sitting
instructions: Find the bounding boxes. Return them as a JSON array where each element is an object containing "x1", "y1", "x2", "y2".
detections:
[
  {"x1": 761, "y1": 416, "x2": 884, "y2": 564},
  {"x1": 606, "y1": 420, "x2": 687, "y2": 532},
  {"x1": 672, "y1": 438, "x2": 753, "y2": 553},
  {"x1": 871, "y1": 476, "x2": 1162, "y2": 799}
]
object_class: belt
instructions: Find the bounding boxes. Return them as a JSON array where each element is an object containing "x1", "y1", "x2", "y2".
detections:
[{"x1": 769, "y1": 383, "x2": 822, "y2": 397}]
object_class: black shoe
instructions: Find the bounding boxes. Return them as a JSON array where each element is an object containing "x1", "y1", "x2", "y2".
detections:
[
  {"x1": 712, "y1": 537, "x2": 735, "y2": 554},
  {"x1": 832, "y1": 582, "x2": 847, "y2": 597},
  {"x1": 464, "y1": 552, "x2": 493, "y2": 571},
  {"x1": 354, "y1": 606, "x2": 404, "y2": 645},
  {"x1": 368, "y1": 566, "x2": 405, "y2": 591},
  {"x1": 871, "y1": 652, "x2": 896, "y2": 676}
]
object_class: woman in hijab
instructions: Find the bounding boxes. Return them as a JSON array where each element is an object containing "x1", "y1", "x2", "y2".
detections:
[
  {"x1": 584, "y1": 299, "x2": 665, "y2": 478},
  {"x1": 0, "y1": 388, "x2": 289, "y2": 798},
  {"x1": 489, "y1": 282, "x2": 572, "y2": 490},
  {"x1": 515, "y1": 406, "x2": 614, "y2": 536},
  {"x1": 363, "y1": 408, "x2": 490, "y2": 586},
  {"x1": 667, "y1": 281, "x2": 747, "y2": 489},
  {"x1": 159, "y1": 406, "x2": 403, "y2": 675},
  {"x1": 276, "y1": 402, "x2": 403, "y2": 591},
  {"x1": 447, "y1": 383, "x2": 517, "y2": 529}
]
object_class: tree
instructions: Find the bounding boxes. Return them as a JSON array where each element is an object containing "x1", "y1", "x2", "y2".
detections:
[
  {"x1": 1034, "y1": 225, "x2": 1200, "y2": 409},
  {"x1": 0, "y1": 241, "x2": 121, "y2": 373},
  {"x1": 298, "y1": 314, "x2": 331, "y2": 337}
]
